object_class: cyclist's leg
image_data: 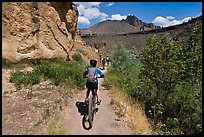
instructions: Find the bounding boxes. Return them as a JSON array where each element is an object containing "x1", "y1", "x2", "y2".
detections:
[
  {"x1": 95, "y1": 82, "x2": 101, "y2": 104},
  {"x1": 95, "y1": 88, "x2": 99, "y2": 100},
  {"x1": 85, "y1": 88, "x2": 90, "y2": 102},
  {"x1": 93, "y1": 82, "x2": 99, "y2": 101},
  {"x1": 86, "y1": 88, "x2": 90, "y2": 98},
  {"x1": 85, "y1": 81, "x2": 91, "y2": 99},
  {"x1": 96, "y1": 88, "x2": 101, "y2": 105}
]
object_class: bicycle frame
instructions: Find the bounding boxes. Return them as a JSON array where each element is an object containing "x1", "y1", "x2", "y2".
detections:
[{"x1": 82, "y1": 76, "x2": 103, "y2": 129}]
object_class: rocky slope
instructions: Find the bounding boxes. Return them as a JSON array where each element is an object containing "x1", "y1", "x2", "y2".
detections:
[
  {"x1": 2, "y1": 2, "x2": 78, "y2": 63},
  {"x1": 78, "y1": 15, "x2": 160, "y2": 36},
  {"x1": 80, "y1": 16, "x2": 202, "y2": 53},
  {"x1": 124, "y1": 15, "x2": 160, "y2": 31},
  {"x1": 79, "y1": 20, "x2": 138, "y2": 35}
]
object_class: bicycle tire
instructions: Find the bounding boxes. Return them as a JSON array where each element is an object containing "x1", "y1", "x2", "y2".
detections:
[
  {"x1": 82, "y1": 115, "x2": 92, "y2": 130},
  {"x1": 88, "y1": 93, "x2": 93, "y2": 126}
]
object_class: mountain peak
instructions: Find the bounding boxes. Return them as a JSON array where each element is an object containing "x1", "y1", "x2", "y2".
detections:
[
  {"x1": 125, "y1": 15, "x2": 160, "y2": 30},
  {"x1": 79, "y1": 14, "x2": 160, "y2": 36}
]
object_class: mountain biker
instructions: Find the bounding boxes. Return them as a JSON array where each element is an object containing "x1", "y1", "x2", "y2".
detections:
[
  {"x1": 99, "y1": 53, "x2": 102, "y2": 63},
  {"x1": 83, "y1": 59, "x2": 104, "y2": 105},
  {"x1": 102, "y1": 58, "x2": 106, "y2": 70},
  {"x1": 106, "y1": 56, "x2": 110, "y2": 66}
]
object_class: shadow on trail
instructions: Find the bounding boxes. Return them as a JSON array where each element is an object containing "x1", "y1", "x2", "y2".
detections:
[
  {"x1": 75, "y1": 101, "x2": 92, "y2": 130},
  {"x1": 75, "y1": 101, "x2": 88, "y2": 115}
]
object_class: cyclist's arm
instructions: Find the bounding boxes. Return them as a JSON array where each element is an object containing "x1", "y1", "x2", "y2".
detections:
[
  {"x1": 97, "y1": 68, "x2": 104, "y2": 78},
  {"x1": 83, "y1": 68, "x2": 88, "y2": 78}
]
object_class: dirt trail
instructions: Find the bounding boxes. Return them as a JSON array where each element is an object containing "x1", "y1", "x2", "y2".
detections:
[
  {"x1": 63, "y1": 69, "x2": 134, "y2": 135},
  {"x1": 2, "y1": 67, "x2": 151, "y2": 135}
]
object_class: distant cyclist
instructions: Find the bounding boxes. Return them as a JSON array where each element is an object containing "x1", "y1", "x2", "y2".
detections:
[
  {"x1": 102, "y1": 58, "x2": 106, "y2": 70},
  {"x1": 99, "y1": 53, "x2": 102, "y2": 64},
  {"x1": 106, "y1": 56, "x2": 110, "y2": 66},
  {"x1": 83, "y1": 59, "x2": 104, "y2": 105}
]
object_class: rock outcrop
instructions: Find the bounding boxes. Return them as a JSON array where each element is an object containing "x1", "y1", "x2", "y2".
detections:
[
  {"x1": 125, "y1": 15, "x2": 160, "y2": 31},
  {"x1": 2, "y1": 2, "x2": 78, "y2": 62}
]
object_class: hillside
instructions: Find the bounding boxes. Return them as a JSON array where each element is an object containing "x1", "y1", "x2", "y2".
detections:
[
  {"x1": 79, "y1": 20, "x2": 138, "y2": 35},
  {"x1": 79, "y1": 15, "x2": 160, "y2": 36},
  {"x1": 80, "y1": 16, "x2": 202, "y2": 53}
]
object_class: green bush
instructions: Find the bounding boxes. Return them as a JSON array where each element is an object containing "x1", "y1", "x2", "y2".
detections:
[
  {"x1": 104, "y1": 23, "x2": 202, "y2": 135},
  {"x1": 9, "y1": 58, "x2": 86, "y2": 89},
  {"x1": 138, "y1": 23, "x2": 202, "y2": 134},
  {"x1": 165, "y1": 81, "x2": 202, "y2": 134},
  {"x1": 72, "y1": 53, "x2": 85, "y2": 66},
  {"x1": 72, "y1": 53, "x2": 82, "y2": 61},
  {"x1": 103, "y1": 42, "x2": 141, "y2": 98}
]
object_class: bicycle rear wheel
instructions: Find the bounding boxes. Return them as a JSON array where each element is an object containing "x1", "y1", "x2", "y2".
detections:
[
  {"x1": 88, "y1": 93, "x2": 93, "y2": 126},
  {"x1": 88, "y1": 89, "x2": 97, "y2": 127}
]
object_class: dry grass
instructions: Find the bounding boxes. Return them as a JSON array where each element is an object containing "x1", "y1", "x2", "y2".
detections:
[
  {"x1": 110, "y1": 87, "x2": 153, "y2": 135},
  {"x1": 48, "y1": 119, "x2": 66, "y2": 135}
]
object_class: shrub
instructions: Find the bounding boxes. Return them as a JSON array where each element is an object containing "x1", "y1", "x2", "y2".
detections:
[
  {"x1": 9, "y1": 58, "x2": 86, "y2": 89},
  {"x1": 138, "y1": 23, "x2": 202, "y2": 134},
  {"x1": 104, "y1": 23, "x2": 202, "y2": 135},
  {"x1": 72, "y1": 53, "x2": 84, "y2": 66}
]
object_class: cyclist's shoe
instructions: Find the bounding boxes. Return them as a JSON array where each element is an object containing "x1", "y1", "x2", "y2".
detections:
[
  {"x1": 85, "y1": 98, "x2": 89, "y2": 103},
  {"x1": 96, "y1": 99, "x2": 101, "y2": 105},
  {"x1": 95, "y1": 108, "x2": 99, "y2": 113}
]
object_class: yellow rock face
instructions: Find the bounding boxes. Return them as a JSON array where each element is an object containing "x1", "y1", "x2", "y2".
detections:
[{"x1": 2, "y1": 2, "x2": 78, "y2": 62}]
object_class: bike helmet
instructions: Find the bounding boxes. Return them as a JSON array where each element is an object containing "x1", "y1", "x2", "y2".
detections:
[{"x1": 90, "y1": 59, "x2": 97, "y2": 67}]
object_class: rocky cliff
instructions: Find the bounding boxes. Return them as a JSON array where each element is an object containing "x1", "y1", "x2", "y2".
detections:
[
  {"x1": 2, "y1": 2, "x2": 78, "y2": 63},
  {"x1": 125, "y1": 15, "x2": 160, "y2": 30}
]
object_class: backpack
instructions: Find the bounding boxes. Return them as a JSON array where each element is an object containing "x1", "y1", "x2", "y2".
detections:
[{"x1": 87, "y1": 67, "x2": 96, "y2": 83}]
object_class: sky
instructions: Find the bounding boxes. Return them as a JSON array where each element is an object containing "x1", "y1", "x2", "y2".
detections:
[{"x1": 74, "y1": 2, "x2": 202, "y2": 29}]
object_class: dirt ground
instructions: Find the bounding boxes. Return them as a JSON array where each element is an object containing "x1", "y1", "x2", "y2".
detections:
[
  {"x1": 62, "y1": 69, "x2": 133, "y2": 135},
  {"x1": 2, "y1": 67, "x2": 152, "y2": 135}
]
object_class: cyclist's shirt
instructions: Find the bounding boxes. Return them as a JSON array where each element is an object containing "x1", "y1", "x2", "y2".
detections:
[{"x1": 83, "y1": 67, "x2": 104, "y2": 83}]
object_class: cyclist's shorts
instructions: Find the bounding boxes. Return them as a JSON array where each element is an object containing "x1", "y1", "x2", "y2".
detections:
[{"x1": 86, "y1": 81, "x2": 98, "y2": 89}]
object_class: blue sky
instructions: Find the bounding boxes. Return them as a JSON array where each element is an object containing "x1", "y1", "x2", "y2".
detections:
[{"x1": 74, "y1": 2, "x2": 202, "y2": 29}]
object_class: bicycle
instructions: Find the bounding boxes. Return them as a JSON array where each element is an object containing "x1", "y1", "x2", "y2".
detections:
[
  {"x1": 83, "y1": 77, "x2": 102, "y2": 129},
  {"x1": 86, "y1": 88, "x2": 98, "y2": 127}
]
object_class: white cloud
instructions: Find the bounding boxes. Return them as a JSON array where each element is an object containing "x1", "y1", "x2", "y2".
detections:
[
  {"x1": 109, "y1": 14, "x2": 127, "y2": 20},
  {"x1": 166, "y1": 16, "x2": 175, "y2": 20},
  {"x1": 198, "y1": 12, "x2": 202, "y2": 16},
  {"x1": 181, "y1": 17, "x2": 191, "y2": 22},
  {"x1": 75, "y1": 2, "x2": 108, "y2": 22},
  {"x1": 152, "y1": 16, "x2": 169, "y2": 27},
  {"x1": 75, "y1": 2, "x2": 101, "y2": 8},
  {"x1": 152, "y1": 16, "x2": 193, "y2": 27},
  {"x1": 170, "y1": 20, "x2": 182, "y2": 26},
  {"x1": 78, "y1": 16, "x2": 90, "y2": 25},
  {"x1": 106, "y1": 2, "x2": 114, "y2": 6}
]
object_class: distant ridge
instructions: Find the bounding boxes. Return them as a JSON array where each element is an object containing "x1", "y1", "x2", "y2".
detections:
[
  {"x1": 79, "y1": 15, "x2": 202, "y2": 53},
  {"x1": 79, "y1": 15, "x2": 160, "y2": 36}
]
